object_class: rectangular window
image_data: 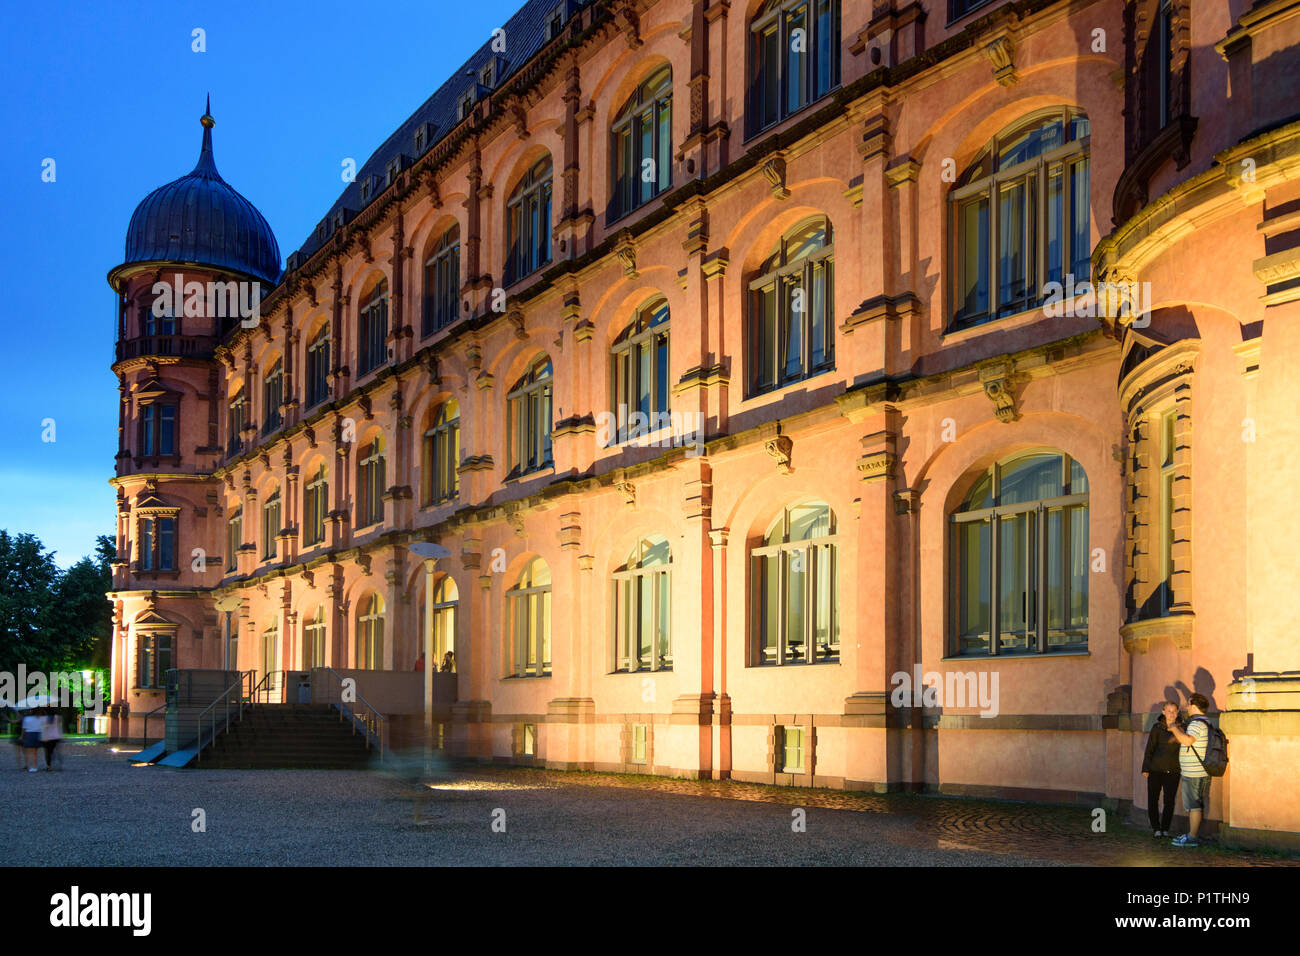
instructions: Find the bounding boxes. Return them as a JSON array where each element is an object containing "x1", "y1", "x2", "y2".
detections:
[
  {"x1": 779, "y1": 726, "x2": 804, "y2": 773},
  {"x1": 140, "y1": 517, "x2": 155, "y2": 571},
  {"x1": 631, "y1": 724, "x2": 648, "y2": 764},
  {"x1": 158, "y1": 516, "x2": 175, "y2": 571},
  {"x1": 522, "y1": 723, "x2": 537, "y2": 757},
  {"x1": 1160, "y1": 409, "x2": 1177, "y2": 613}
]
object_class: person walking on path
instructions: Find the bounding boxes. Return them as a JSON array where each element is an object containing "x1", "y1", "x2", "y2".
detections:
[
  {"x1": 40, "y1": 711, "x2": 63, "y2": 771},
  {"x1": 1141, "y1": 700, "x2": 1182, "y2": 837},
  {"x1": 20, "y1": 711, "x2": 42, "y2": 772},
  {"x1": 1168, "y1": 693, "x2": 1212, "y2": 847}
]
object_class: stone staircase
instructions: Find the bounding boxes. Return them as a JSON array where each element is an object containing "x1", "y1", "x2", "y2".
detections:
[{"x1": 197, "y1": 703, "x2": 375, "y2": 769}]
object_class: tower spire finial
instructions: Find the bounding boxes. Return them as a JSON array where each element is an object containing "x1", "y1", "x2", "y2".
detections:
[{"x1": 192, "y1": 94, "x2": 220, "y2": 178}]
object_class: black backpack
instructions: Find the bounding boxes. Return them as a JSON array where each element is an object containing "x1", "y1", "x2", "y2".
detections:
[{"x1": 1189, "y1": 716, "x2": 1229, "y2": 777}]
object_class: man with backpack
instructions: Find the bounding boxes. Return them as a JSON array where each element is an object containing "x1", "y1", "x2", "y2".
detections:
[{"x1": 1167, "y1": 693, "x2": 1225, "y2": 847}]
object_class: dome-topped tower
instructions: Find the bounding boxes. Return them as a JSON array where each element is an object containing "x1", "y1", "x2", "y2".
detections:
[{"x1": 119, "y1": 98, "x2": 281, "y2": 285}]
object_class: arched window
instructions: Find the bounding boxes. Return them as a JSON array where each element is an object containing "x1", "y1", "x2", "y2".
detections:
[
  {"x1": 422, "y1": 400, "x2": 460, "y2": 506},
  {"x1": 357, "y1": 435, "x2": 387, "y2": 528},
  {"x1": 262, "y1": 359, "x2": 283, "y2": 434},
  {"x1": 227, "y1": 389, "x2": 247, "y2": 457},
  {"x1": 613, "y1": 535, "x2": 672, "y2": 672},
  {"x1": 506, "y1": 157, "x2": 553, "y2": 284},
  {"x1": 358, "y1": 279, "x2": 389, "y2": 375},
  {"x1": 303, "y1": 463, "x2": 328, "y2": 547},
  {"x1": 303, "y1": 606, "x2": 327, "y2": 669},
  {"x1": 306, "y1": 324, "x2": 331, "y2": 408},
  {"x1": 950, "y1": 450, "x2": 1089, "y2": 656},
  {"x1": 423, "y1": 224, "x2": 461, "y2": 337},
  {"x1": 749, "y1": 0, "x2": 839, "y2": 135},
  {"x1": 262, "y1": 486, "x2": 281, "y2": 560},
  {"x1": 611, "y1": 299, "x2": 670, "y2": 443},
  {"x1": 950, "y1": 108, "x2": 1090, "y2": 329},
  {"x1": 751, "y1": 501, "x2": 838, "y2": 665},
  {"x1": 432, "y1": 576, "x2": 458, "y2": 673},
  {"x1": 750, "y1": 216, "x2": 834, "y2": 394},
  {"x1": 507, "y1": 557, "x2": 551, "y2": 677},
  {"x1": 611, "y1": 67, "x2": 672, "y2": 220},
  {"x1": 507, "y1": 357, "x2": 553, "y2": 477},
  {"x1": 357, "y1": 594, "x2": 385, "y2": 670}
]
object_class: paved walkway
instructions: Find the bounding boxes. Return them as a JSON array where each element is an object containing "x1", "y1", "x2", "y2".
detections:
[{"x1": 0, "y1": 743, "x2": 1292, "y2": 866}]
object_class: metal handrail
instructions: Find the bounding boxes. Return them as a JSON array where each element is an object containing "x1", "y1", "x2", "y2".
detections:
[
  {"x1": 250, "y1": 669, "x2": 286, "y2": 704},
  {"x1": 141, "y1": 702, "x2": 167, "y2": 745},
  {"x1": 311, "y1": 667, "x2": 388, "y2": 761},
  {"x1": 194, "y1": 671, "x2": 253, "y2": 764}
]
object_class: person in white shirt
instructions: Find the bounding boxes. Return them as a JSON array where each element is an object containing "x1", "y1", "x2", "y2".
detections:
[
  {"x1": 20, "y1": 712, "x2": 42, "y2": 772},
  {"x1": 40, "y1": 712, "x2": 63, "y2": 771}
]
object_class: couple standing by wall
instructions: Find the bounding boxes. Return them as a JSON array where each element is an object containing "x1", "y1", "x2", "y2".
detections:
[{"x1": 1143, "y1": 693, "x2": 1215, "y2": 847}]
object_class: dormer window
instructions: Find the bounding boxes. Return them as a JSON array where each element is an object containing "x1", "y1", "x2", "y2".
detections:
[
  {"x1": 414, "y1": 123, "x2": 433, "y2": 153},
  {"x1": 547, "y1": 3, "x2": 567, "y2": 39},
  {"x1": 459, "y1": 91, "x2": 476, "y2": 122},
  {"x1": 385, "y1": 156, "x2": 409, "y2": 187},
  {"x1": 479, "y1": 60, "x2": 496, "y2": 89},
  {"x1": 360, "y1": 178, "x2": 373, "y2": 203}
]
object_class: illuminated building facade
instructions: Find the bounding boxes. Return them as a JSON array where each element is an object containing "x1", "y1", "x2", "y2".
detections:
[{"x1": 108, "y1": 0, "x2": 1300, "y2": 848}]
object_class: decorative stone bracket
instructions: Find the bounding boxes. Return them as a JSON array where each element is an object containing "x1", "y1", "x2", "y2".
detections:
[
  {"x1": 765, "y1": 435, "x2": 793, "y2": 474},
  {"x1": 762, "y1": 154, "x2": 790, "y2": 200},
  {"x1": 983, "y1": 34, "x2": 1017, "y2": 87},
  {"x1": 978, "y1": 361, "x2": 1021, "y2": 423}
]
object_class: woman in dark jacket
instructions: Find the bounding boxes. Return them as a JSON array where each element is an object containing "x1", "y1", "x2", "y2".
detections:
[{"x1": 1142, "y1": 700, "x2": 1184, "y2": 836}]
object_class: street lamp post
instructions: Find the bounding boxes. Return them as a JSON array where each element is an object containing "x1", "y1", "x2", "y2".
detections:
[{"x1": 408, "y1": 542, "x2": 450, "y2": 769}]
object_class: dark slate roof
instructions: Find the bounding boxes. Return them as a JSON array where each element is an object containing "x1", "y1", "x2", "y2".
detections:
[
  {"x1": 123, "y1": 105, "x2": 283, "y2": 285},
  {"x1": 284, "y1": 0, "x2": 586, "y2": 275}
]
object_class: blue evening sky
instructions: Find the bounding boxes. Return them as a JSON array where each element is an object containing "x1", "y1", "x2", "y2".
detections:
[{"x1": 0, "y1": 0, "x2": 523, "y2": 566}]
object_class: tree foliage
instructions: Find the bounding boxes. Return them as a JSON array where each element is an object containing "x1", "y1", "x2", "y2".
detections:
[{"x1": 0, "y1": 531, "x2": 113, "y2": 675}]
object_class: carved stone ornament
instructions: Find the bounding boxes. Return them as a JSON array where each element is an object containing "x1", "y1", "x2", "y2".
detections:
[
  {"x1": 762, "y1": 155, "x2": 790, "y2": 200},
  {"x1": 614, "y1": 479, "x2": 636, "y2": 508},
  {"x1": 507, "y1": 511, "x2": 526, "y2": 538},
  {"x1": 978, "y1": 362, "x2": 1020, "y2": 423},
  {"x1": 765, "y1": 435, "x2": 793, "y2": 474},
  {"x1": 984, "y1": 35, "x2": 1017, "y2": 87},
  {"x1": 614, "y1": 235, "x2": 639, "y2": 279}
]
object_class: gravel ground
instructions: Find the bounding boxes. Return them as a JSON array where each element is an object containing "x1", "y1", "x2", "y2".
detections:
[{"x1": 1, "y1": 742, "x2": 1292, "y2": 867}]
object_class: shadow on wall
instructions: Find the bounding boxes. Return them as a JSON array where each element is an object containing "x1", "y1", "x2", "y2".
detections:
[{"x1": 1149, "y1": 665, "x2": 1219, "y2": 717}]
